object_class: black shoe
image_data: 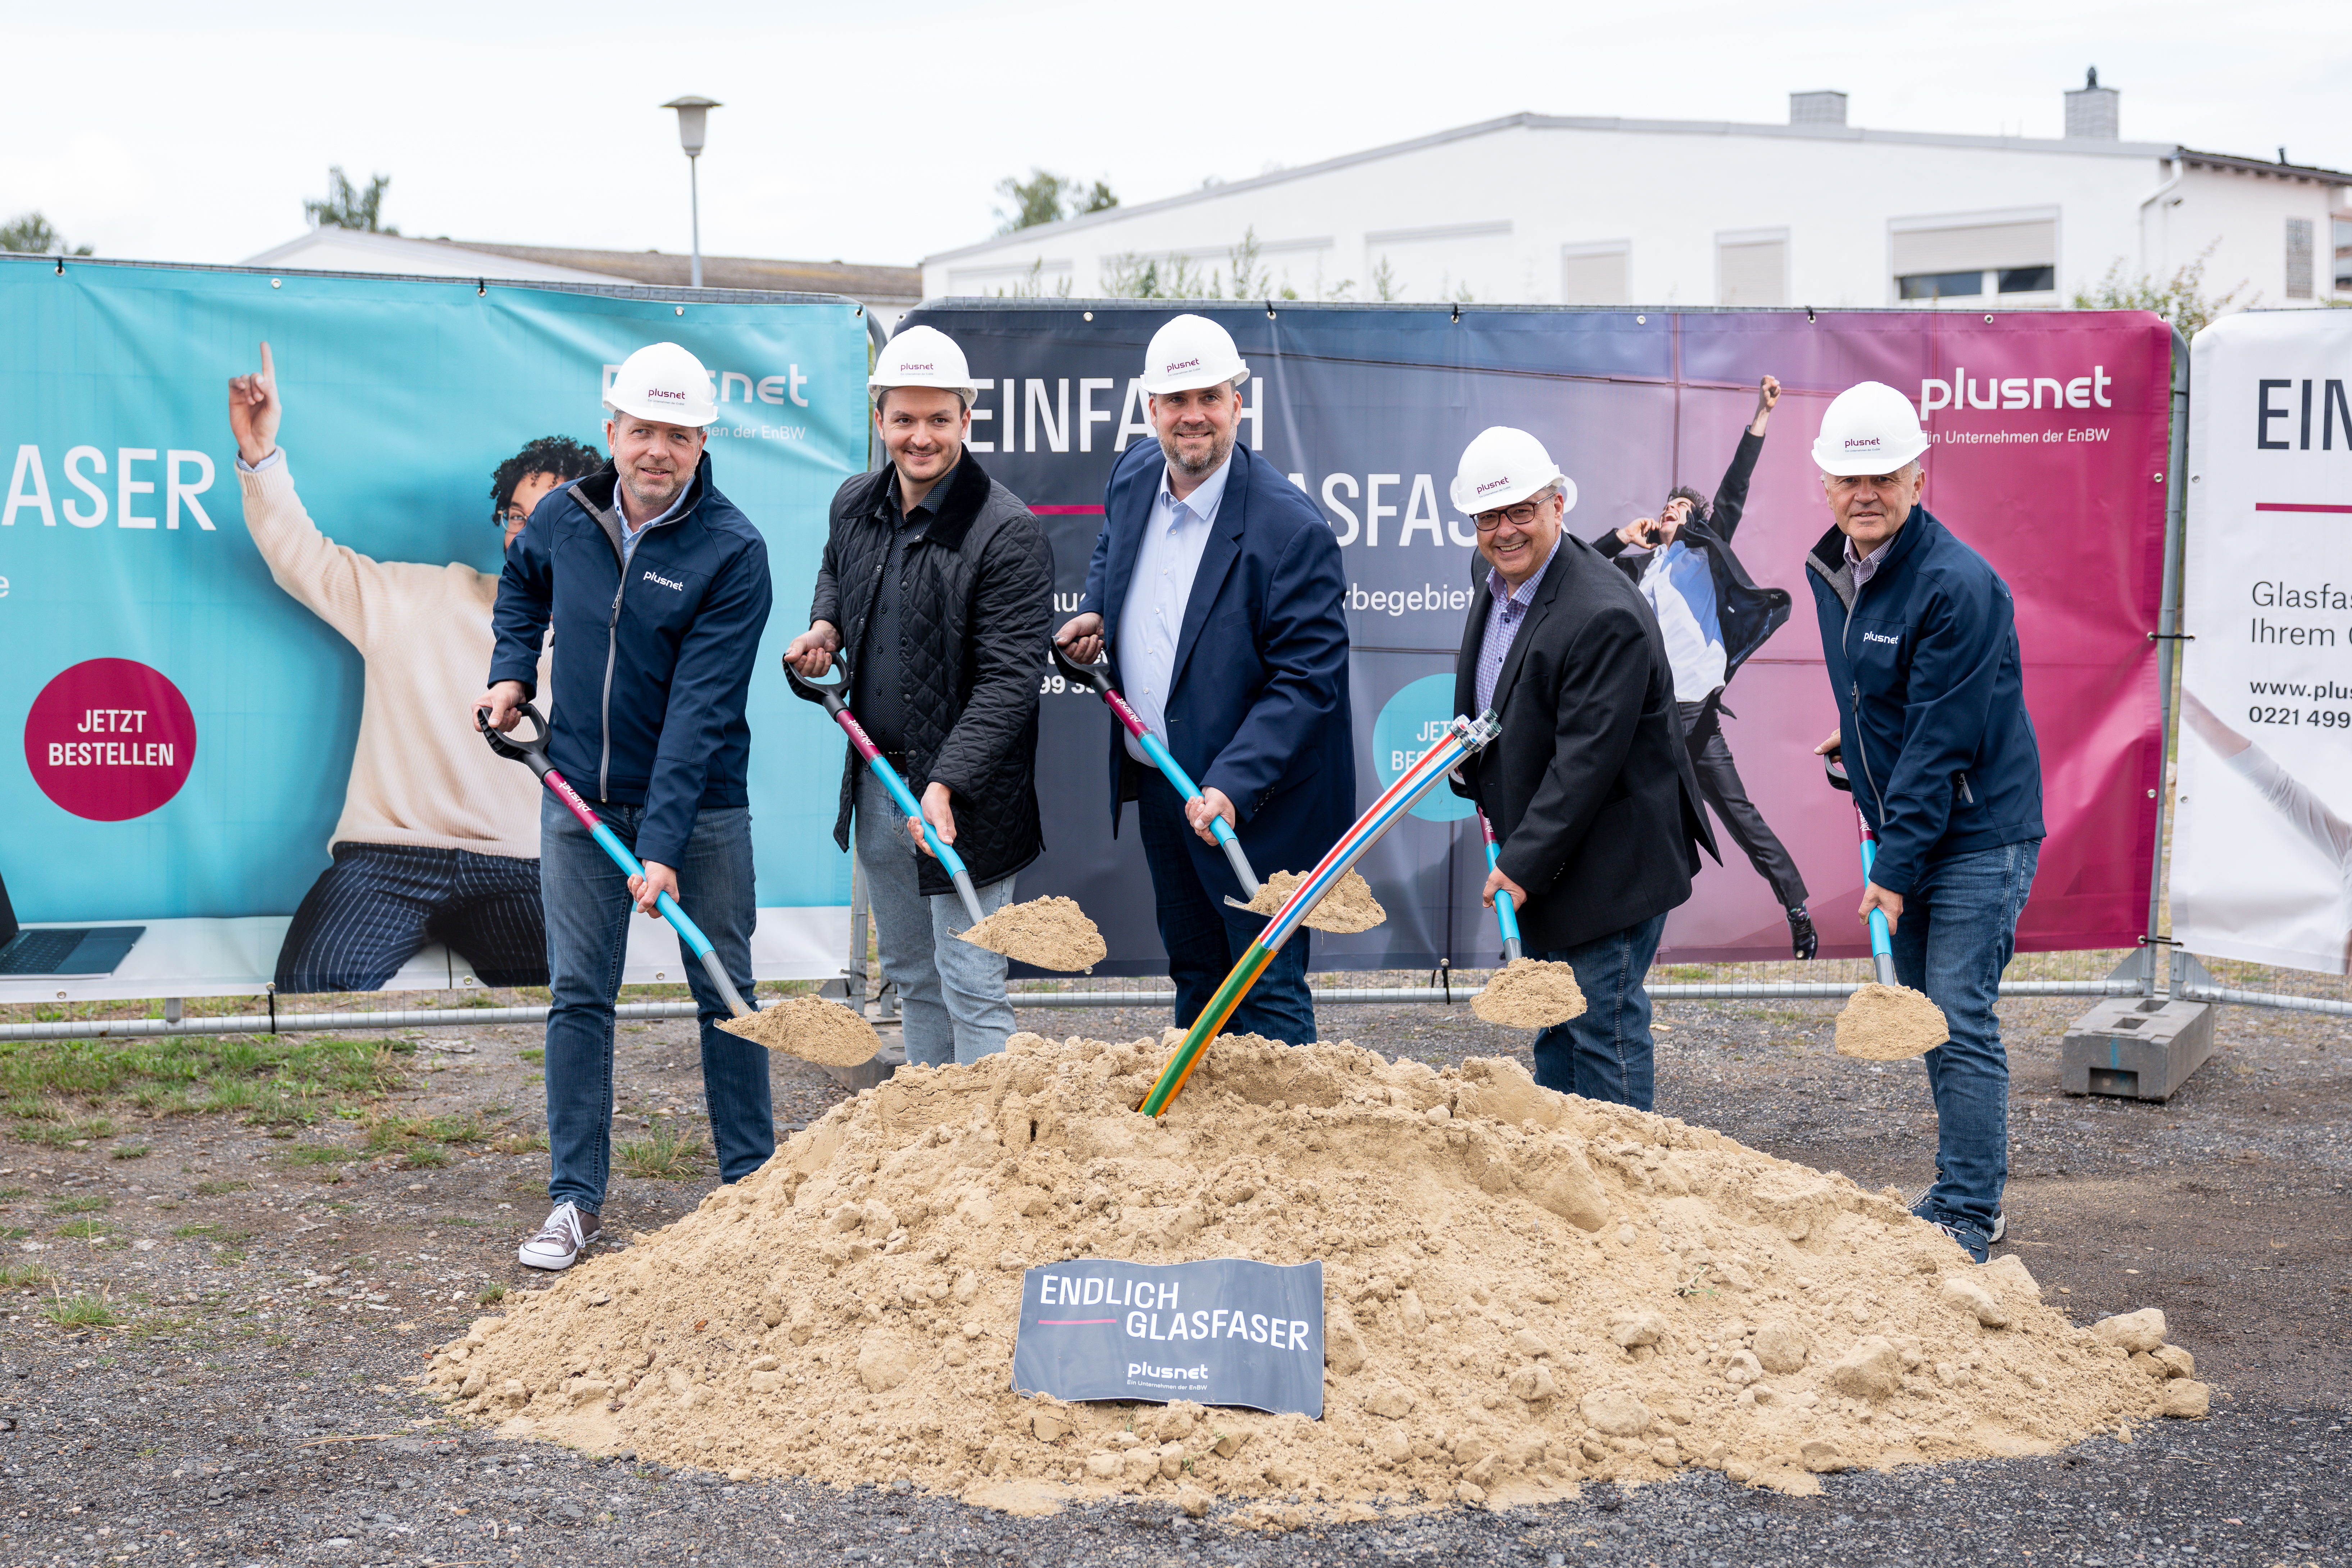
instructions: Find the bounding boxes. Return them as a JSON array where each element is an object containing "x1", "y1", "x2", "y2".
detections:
[{"x1": 1787, "y1": 905, "x2": 1818, "y2": 961}]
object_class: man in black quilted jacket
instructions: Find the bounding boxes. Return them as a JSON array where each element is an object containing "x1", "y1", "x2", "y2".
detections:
[{"x1": 784, "y1": 327, "x2": 1053, "y2": 1065}]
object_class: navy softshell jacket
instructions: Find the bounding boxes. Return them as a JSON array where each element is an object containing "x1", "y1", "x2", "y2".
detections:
[{"x1": 488, "y1": 454, "x2": 772, "y2": 871}]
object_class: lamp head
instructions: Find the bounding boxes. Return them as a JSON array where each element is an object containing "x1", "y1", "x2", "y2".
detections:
[{"x1": 662, "y1": 95, "x2": 720, "y2": 156}]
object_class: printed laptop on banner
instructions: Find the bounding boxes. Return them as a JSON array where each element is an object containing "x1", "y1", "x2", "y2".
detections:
[{"x1": 0, "y1": 872, "x2": 144, "y2": 978}]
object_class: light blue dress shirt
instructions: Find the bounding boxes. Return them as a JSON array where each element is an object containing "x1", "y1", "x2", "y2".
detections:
[{"x1": 1116, "y1": 455, "x2": 1235, "y2": 763}]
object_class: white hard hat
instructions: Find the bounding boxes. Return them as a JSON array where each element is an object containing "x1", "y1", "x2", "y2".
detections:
[
  {"x1": 605, "y1": 342, "x2": 718, "y2": 428},
  {"x1": 1140, "y1": 313, "x2": 1249, "y2": 395},
  {"x1": 1813, "y1": 381, "x2": 1930, "y2": 476},
  {"x1": 869, "y1": 324, "x2": 980, "y2": 405},
  {"x1": 1448, "y1": 426, "x2": 1578, "y2": 517}
]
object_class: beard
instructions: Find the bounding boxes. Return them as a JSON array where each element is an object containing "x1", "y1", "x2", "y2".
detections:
[
  {"x1": 621, "y1": 463, "x2": 685, "y2": 515},
  {"x1": 1159, "y1": 421, "x2": 1234, "y2": 479}
]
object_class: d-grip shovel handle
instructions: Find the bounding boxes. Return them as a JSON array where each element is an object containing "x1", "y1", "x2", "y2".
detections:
[
  {"x1": 1822, "y1": 744, "x2": 1899, "y2": 986},
  {"x1": 1476, "y1": 811, "x2": 1523, "y2": 965},
  {"x1": 1050, "y1": 639, "x2": 1262, "y2": 900},
  {"x1": 786, "y1": 651, "x2": 988, "y2": 926},
  {"x1": 474, "y1": 703, "x2": 754, "y2": 1019}
]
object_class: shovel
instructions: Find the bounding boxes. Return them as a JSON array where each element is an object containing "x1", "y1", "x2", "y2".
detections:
[
  {"x1": 1477, "y1": 810, "x2": 1524, "y2": 965},
  {"x1": 786, "y1": 651, "x2": 989, "y2": 927},
  {"x1": 476, "y1": 704, "x2": 753, "y2": 1019},
  {"x1": 1137, "y1": 708, "x2": 1502, "y2": 1116},
  {"x1": 1051, "y1": 640, "x2": 1261, "y2": 899},
  {"x1": 1823, "y1": 745, "x2": 1948, "y2": 1059}
]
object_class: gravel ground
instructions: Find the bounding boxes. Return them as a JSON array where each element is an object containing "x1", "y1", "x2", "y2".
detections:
[{"x1": 1, "y1": 982, "x2": 2346, "y2": 1566}]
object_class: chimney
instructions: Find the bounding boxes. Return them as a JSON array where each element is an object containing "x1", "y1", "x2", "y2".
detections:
[
  {"x1": 1789, "y1": 91, "x2": 1848, "y2": 126},
  {"x1": 2065, "y1": 67, "x2": 2119, "y2": 139}
]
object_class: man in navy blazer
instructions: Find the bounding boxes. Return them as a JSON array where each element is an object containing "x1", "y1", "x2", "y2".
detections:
[{"x1": 1056, "y1": 314, "x2": 1352, "y2": 1044}]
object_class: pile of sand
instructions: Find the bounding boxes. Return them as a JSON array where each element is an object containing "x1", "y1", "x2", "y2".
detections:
[
  {"x1": 1471, "y1": 960, "x2": 1588, "y2": 1030},
  {"x1": 719, "y1": 998, "x2": 881, "y2": 1067},
  {"x1": 1834, "y1": 984, "x2": 1951, "y2": 1062},
  {"x1": 958, "y1": 897, "x2": 1107, "y2": 972},
  {"x1": 1242, "y1": 870, "x2": 1387, "y2": 934},
  {"x1": 433, "y1": 1033, "x2": 2199, "y2": 1515}
]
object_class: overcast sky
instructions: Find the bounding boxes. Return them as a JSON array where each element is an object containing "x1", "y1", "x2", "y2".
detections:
[{"x1": 6, "y1": 0, "x2": 2344, "y2": 271}]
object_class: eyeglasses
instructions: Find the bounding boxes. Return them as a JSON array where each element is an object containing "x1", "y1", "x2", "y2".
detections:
[{"x1": 1473, "y1": 500, "x2": 1546, "y2": 531}]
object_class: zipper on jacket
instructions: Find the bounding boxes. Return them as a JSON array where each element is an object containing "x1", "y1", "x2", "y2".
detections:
[
  {"x1": 601, "y1": 574, "x2": 625, "y2": 801},
  {"x1": 1959, "y1": 773, "x2": 1974, "y2": 805},
  {"x1": 1841, "y1": 584, "x2": 1892, "y2": 831}
]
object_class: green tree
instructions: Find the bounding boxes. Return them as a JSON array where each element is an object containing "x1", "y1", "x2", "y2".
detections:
[
  {"x1": 0, "y1": 212, "x2": 91, "y2": 256},
  {"x1": 305, "y1": 167, "x2": 396, "y2": 233},
  {"x1": 993, "y1": 170, "x2": 1118, "y2": 236},
  {"x1": 2071, "y1": 241, "x2": 2248, "y2": 340}
]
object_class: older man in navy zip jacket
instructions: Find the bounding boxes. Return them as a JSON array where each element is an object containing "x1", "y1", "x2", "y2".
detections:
[
  {"x1": 477, "y1": 342, "x2": 774, "y2": 1272},
  {"x1": 1803, "y1": 381, "x2": 2044, "y2": 1265},
  {"x1": 1056, "y1": 314, "x2": 1352, "y2": 1044}
]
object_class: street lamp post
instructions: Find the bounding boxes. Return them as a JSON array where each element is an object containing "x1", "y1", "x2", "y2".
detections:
[{"x1": 661, "y1": 95, "x2": 721, "y2": 289}]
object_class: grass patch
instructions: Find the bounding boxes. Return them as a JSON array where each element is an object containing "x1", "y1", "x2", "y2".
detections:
[
  {"x1": 0, "y1": 1032, "x2": 414, "y2": 1131},
  {"x1": 0, "y1": 1260, "x2": 52, "y2": 1289},
  {"x1": 172, "y1": 1223, "x2": 255, "y2": 1244},
  {"x1": 192, "y1": 1179, "x2": 251, "y2": 1197},
  {"x1": 0, "y1": 1186, "x2": 27, "y2": 1200},
  {"x1": 15, "y1": 1115, "x2": 117, "y2": 1147},
  {"x1": 53, "y1": 1218, "x2": 112, "y2": 1240},
  {"x1": 0, "y1": 1226, "x2": 27, "y2": 1241},
  {"x1": 43, "y1": 1291, "x2": 119, "y2": 1328},
  {"x1": 109, "y1": 1142, "x2": 152, "y2": 1160},
  {"x1": 517, "y1": 1048, "x2": 545, "y2": 1065},
  {"x1": 616, "y1": 1123, "x2": 708, "y2": 1181},
  {"x1": 491, "y1": 1130, "x2": 548, "y2": 1156},
  {"x1": 475, "y1": 1284, "x2": 507, "y2": 1306},
  {"x1": 47, "y1": 1194, "x2": 109, "y2": 1214},
  {"x1": 276, "y1": 1144, "x2": 353, "y2": 1167},
  {"x1": 400, "y1": 1145, "x2": 451, "y2": 1170}
]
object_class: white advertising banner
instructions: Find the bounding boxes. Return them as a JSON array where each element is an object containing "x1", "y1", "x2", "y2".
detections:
[{"x1": 2171, "y1": 310, "x2": 2352, "y2": 973}]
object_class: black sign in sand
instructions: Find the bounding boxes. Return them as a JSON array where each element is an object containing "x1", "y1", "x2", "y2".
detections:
[{"x1": 1010, "y1": 1257, "x2": 1324, "y2": 1417}]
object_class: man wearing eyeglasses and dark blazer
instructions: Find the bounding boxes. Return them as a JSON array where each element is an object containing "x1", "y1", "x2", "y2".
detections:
[{"x1": 1447, "y1": 426, "x2": 1715, "y2": 1111}]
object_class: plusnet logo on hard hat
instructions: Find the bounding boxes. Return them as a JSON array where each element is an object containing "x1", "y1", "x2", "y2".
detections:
[
  {"x1": 1842, "y1": 436, "x2": 1881, "y2": 449},
  {"x1": 1475, "y1": 476, "x2": 1512, "y2": 495},
  {"x1": 1164, "y1": 357, "x2": 1200, "y2": 374},
  {"x1": 646, "y1": 387, "x2": 686, "y2": 402},
  {"x1": 900, "y1": 362, "x2": 934, "y2": 373}
]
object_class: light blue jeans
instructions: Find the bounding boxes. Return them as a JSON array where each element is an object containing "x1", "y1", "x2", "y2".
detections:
[
  {"x1": 854, "y1": 771, "x2": 1017, "y2": 1067},
  {"x1": 1890, "y1": 837, "x2": 2042, "y2": 1246},
  {"x1": 540, "y1": 793, "x2": 769, "y2": 1212}
]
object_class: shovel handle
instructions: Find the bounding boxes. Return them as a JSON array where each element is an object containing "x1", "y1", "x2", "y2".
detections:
[
  {"x1": 1853, "y1": 804, "x2": 1898, "y2": 986},
  {"x1": 1477, "y1": 812, "x2": 1523, "y2": 966},
  {"x1": 1054, "y1": 641, "x2": 1261, "y2": 897},
  {"x1": 790, "y1": 651, "x2": 980, "y2": 894}
]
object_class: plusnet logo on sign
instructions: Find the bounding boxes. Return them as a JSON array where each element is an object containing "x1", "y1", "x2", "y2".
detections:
[{"x1": 1919, "y1": 365, "x2": 2113, "y2": 415}]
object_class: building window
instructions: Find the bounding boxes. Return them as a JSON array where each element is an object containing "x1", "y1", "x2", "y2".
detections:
[
  {"x1": 1717, "y1": 237, "x2": 1786, "y2": 308},
  {"x1": 2286, "y1": 217, "x2": 2315, "y2": 300},
  {"x1": 1890, "y1": 214, "x2": 2057, "y2": 305},
  {"x1": 2337, "y1": 217, "x2": 2352, "y2": 295},
  {"x1": 1899, "y1": 271, "x2": 1985, "y2": 300},
  {"x1": 1560, "y1": 242, "x2": 1630, "y2": 306}
]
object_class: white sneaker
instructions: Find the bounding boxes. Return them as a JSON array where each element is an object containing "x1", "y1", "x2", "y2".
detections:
[{"x1": 518, "y1": 1201, "x2": 600, "y2": 1271}]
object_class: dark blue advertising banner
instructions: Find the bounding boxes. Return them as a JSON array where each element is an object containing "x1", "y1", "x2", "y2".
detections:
[{"x1": 898, "y1": 302, "x2": 2170, "y2": 974}]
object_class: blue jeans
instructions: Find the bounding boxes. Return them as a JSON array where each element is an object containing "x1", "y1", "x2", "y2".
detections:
[
  {"x1": 854, "y1": 771, "x2": 1017, "y2": 1067},
  {"x1": 1528, "y1": 912, "x2": 1669, "y2": 1110},
  {"x1": 1890, "y1": 837, "x2": 2040, "y2": 1244},
  {"x1": 1134, "y1": 769, "x2": 1315, "y2": 1045},
  {"x1": 540, "y1": 792, "x2": 770, "y2": 1212}
]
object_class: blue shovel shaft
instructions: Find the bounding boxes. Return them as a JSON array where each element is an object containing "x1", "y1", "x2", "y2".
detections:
[
  {"x1": 859, "y1": 750, "x2": 989, "y2": 928},
  {"x1": 1132, "y1": 728, "x2": 1260, "y2": 898},
  {"x1": 1482, "y1": 836, "x2": 1524, "y2": 965},
  {"x1": 1859, "y1": 836, "x2": 1898, "y2": 987}
]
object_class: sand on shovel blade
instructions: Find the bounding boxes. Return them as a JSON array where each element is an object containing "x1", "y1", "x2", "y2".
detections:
[
  {"x1": 1472, "y1": 957, "x2": 1587, "y2": 1028},
  {"x1": 1240, "y1": 869, "x2": 1386, "y2": 933},
  {"x1": 1834, "y1": 982, "x2": 1950, "y2": 1061},
  {"x1": 957, "y1": 895, "x2": 1107, "y2": 972},
  {"x1": 719, "y1": 996, "x2": 882, "y2": 1067}
]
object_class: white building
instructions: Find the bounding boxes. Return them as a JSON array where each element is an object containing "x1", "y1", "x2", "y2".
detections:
[{"x1": 923, "y1": 75, "x2": 2351, "y2": 315}]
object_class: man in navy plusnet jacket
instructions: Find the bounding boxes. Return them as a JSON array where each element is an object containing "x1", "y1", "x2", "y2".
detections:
[
  {"x1": 1804, "y1": 381, "x2": 2044, "y2": 1265},
  {"x1": 478, "y1": 342, "x2": 774, "y2": 1271},
  {"x1": 1056, "y1": 315, "x2": 1353, "y2": 1044}
]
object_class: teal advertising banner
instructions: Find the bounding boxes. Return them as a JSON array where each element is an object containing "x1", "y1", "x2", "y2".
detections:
[{"x1": 0, "y1": 258, "x2": 867, "y2": 998}]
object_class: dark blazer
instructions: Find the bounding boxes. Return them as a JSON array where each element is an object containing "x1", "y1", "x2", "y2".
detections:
[
  {"x1": 1451, "y1": 534, "x2": 1717, "y2": 953},
  {"x1": 1593, "y1": 429, "x2": 1792, "y2": 686},
  {"x1": 1079, "y1": 439, "x2": 1354, "y2": 901},
  {"x1": 810, "y1": 455, "x2": 1054, "y2": 895}
]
